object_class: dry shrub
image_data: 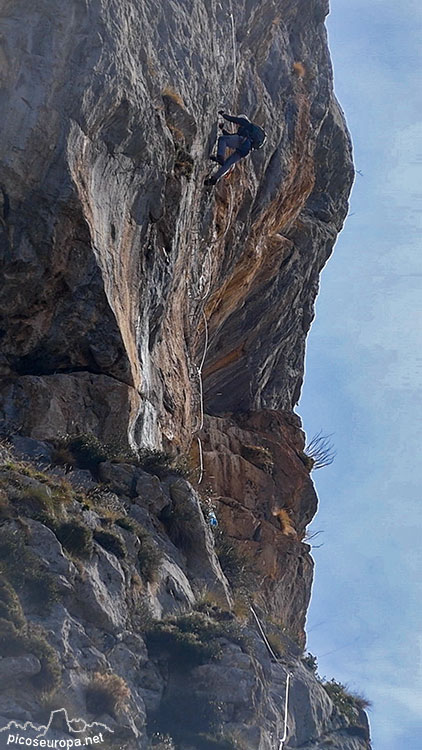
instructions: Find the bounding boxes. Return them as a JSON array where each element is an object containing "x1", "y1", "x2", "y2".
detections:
[
  {"x1": 241, "y1": 445, "x2": 274, "y2": 475},
  {"x1": 293, "y1": 61, "x2": 306, "y2": 77},
  {"x1": 167, "y1": 122, "x2": 185, "y2": 142},
  {"x1": 272, "y1": 508, "x2": 296, "y2": 537},
  {"x1": 85, "y1": 672, "x2": 130, "y2": 717},
  {"x1": 232, "y1": 594, "x2": 250, "y2": 622},
  {"x1": 162, "y1": 86, "x2": 185, "y2": 108},
  {"x1": 215, "y1": 533, "x2": 258, "y2": 592}
]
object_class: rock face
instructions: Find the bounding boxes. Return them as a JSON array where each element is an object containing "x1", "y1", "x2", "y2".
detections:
[
  {"x1": 0, "y1": 0, "x2": 352, "y2": 449},
  {"x1": 0, "y1": 451, "x2": 370, "y2": 750},
  {"x1": 0, "y1": 1, "x2": 366, "y2": 749}
]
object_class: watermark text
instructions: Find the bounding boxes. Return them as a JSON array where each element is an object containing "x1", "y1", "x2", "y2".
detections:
[{"x1": 6, "y1": 734, "x2": 104, "y2": 747}]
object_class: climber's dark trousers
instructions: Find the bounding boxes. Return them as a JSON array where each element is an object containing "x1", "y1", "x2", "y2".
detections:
[{"x1": 214, "y1": 134, "x2": 245, "y2": 181}]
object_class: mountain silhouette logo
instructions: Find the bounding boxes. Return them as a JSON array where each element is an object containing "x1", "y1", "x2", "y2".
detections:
[{"x1": 0, "y1": 708, "x2": 114, "y2": 737}]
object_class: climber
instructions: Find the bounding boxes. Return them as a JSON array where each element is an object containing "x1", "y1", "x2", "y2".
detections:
[{"x1": 204, "y1": 111, "x2": 266, "y2": 186}]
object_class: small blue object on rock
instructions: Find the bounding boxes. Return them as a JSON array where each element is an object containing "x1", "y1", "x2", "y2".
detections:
[{"x1": 208, "y1": 510, "x2": 218, "y2": 528}]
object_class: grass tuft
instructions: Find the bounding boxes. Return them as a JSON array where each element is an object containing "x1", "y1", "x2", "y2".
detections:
[
  {"x1": 0, "y1": 528, "x2": 59, "y2": 610},
  {"x1": 0, "y1": 599, "x2": 61, "y2": 693},
  {"x1": 54, "y1": 521, "x2": 93, "y2": 558},
  {"x1": 146, "y1": 610, "x2": 247, "y2": 671},
  {"x1": 136, "y1": 527, "x2": 162, "y2": 583},
  {"x1": 93, "y1": 529, "x2": 126, "y2": 559},
  {"x1": 322, "y1": 678, "x2": 372, "y2": 722},
  {"x1": 215, "y1": 532, "x2": 257, "y2": 593},
  {"x1": 85, "y1": 672, "x2": 131, "y2": 717},
  {"x1": 162, "y1": 87, "x2": 185, "y2": 108}
]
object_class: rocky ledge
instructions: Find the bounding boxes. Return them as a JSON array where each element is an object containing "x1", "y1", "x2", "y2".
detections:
[{"x1": 0, "y1": 438, "x2": 370, "y2": 749}]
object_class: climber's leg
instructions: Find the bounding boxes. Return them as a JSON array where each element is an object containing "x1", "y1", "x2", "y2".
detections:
[
  {"x1": 205, "y1": 135, "x2": 246, "y2": 186},
  {"x1": 212, "y1": 150, "x2": 244, "y2": 181},
  {"x1": 210, "y1": 133, "x2": 240, "y2": 165},
  {"x1": 217, "y1": 133, "x2": 243, "y2": 160}
]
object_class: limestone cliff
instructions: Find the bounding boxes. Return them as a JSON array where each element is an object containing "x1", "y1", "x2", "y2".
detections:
[{"x1": 0, "y1": 1, "x2": 369, "y2": 749}]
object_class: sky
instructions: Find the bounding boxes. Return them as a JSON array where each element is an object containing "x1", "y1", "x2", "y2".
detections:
[{"x1": 298, "y1": 1, "x2": 422, "y2": 749}]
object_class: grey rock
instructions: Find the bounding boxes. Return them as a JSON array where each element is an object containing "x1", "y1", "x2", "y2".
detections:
[
  {"x1": 0, "y1": 655, "x2": 41, "y2": 683},
  {"x1": 128, "y1": 503, "x2": 156, "y2": 531},
  {"x1": 286, "y1": 665, "x2": 333, "y2": 747},
  {"x1": 191, "y1": 663, "x2": 258, "y2": 705},
  {"x1": 165, "y1": 478, "x2": 232, "y2": 606},
  {"x1": 0, "y1": 699, "x2": 33, "y2": 721},
  {"x1": 134, "y1": 472, "x2": 169, "y2": 514},
  {"x1": 98, "y1": 461, "x2": 137, "y2": 496},
  {"x1": 155, "y1": 557, "x2": 196, "y2": 616},
  {"x1": 65, "y1": 469, "x2": 97, "y2": 491},
  {"x1": 81, "y1": 508, "x2": 103, "y2": 529},
  {"x1": 9, "y1": 436, "x2": 53, "y2": 466},
  {"x1": 24, "y1": 519, "x2": 77, "y2": 581},
  {"x1": 72, "y1": 547, "x2": 127, "y2": 632}
]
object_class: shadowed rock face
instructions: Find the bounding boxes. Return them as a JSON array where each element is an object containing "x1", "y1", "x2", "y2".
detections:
[
  {"x1": 0, "y1": 0, "x2": 353, "y2": 450},
  {"x1": 0, "y1": 1, "x2": 365, "y2": 749}
]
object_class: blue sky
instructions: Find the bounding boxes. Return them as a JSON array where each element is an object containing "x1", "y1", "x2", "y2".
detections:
[{"x1": 298, "y1": 2, "x2": 422, "y2": 748}]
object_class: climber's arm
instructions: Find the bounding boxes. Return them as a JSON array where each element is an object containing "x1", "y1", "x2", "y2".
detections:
[{"x1": 218, "y1": 111, "x2": 249, "y2": 126}]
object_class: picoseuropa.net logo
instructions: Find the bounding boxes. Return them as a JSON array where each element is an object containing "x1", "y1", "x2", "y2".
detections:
[{"x1": 0, "y1": 708, "x2": 114, "y2": 749}]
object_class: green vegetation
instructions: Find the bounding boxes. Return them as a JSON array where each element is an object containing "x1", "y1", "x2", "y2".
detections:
[
  {"x1": 302, "y1": 432, "x2": 336, "y2": 472},
  {"x1": 0, "y1": 528, "x2": 59, "y2": 609},
  {"x1": 132, "y1": 596, "x2": 154, "y2": 632},
  {"x1": 0, "y1": 461, "x2": 72, "y2": 521},
  {"x1": 0, "y1": 575, "x2": 61, "y2": 693},
  {"x1": 93, "y1": 529, "x2": 126, "y2": 559},
  {"x1": 145, "y1": 610, "x2": 246, "y2": 671},
  {"x1": 215, "y1": 532, "x2": 257, "y2": 593},
  {"x1": 51, "y1": 434, "x2": 190, "y2": 480},
  {"x1": 322, "y1": 679, "x2": 371, "y2": 722},
  {"x1": 146, "y1": 620, "x2": 219, "y2": 670},
  {"x1": 136, "y1": 527, "x2": 162, "y2": 583},
  {"x1": 302, "y1": 652, "x2": 318, "y2": 672},
  {"x1": 54, "y1": 520, "x2": 93, "y2": 558},
  {"x1": 100, "y1": 514, "x2": 161, "y2": 581},
  {"x1": 115, "y1": 516, "x2": 138, "y2": 532},
  {"x1": 0, "y1": 577, "x2": 26, "y2": 629},
  {"x1": 52, "y1": 434, "x2": 118, "y2": 472},
  {"x1": 84, "y1": 486, "x2": 125, "y2": 519},
  {"x1": 137, "y1": 449, "x2": 190, "y2": 479},
  {"x1": 85, "y1": 672, "x2": 131, "y2": 717}
]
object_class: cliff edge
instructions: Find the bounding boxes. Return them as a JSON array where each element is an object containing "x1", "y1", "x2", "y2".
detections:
[{"x1": 0, "y1": 1, "x2": 368, "y2": 748}]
